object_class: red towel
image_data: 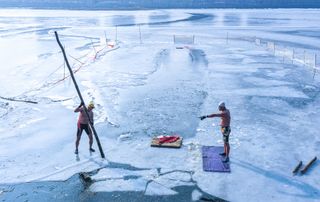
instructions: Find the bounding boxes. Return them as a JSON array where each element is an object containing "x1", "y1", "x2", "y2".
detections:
[{"x1": 158, "y1": 136, "x2": 180, "y2": 144}]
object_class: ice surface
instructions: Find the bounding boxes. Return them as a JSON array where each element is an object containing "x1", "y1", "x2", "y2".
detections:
[{"x1": 0, "y1": 8, "x2": 320, "y2": 202}]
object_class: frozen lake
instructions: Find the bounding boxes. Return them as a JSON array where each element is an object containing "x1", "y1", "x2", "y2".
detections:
[{"x1": 0, "y1": 8, "x2": 320, "y2": 201}]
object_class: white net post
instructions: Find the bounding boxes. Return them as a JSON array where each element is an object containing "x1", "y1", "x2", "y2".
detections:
[
  {"x1": 115, "y1": 26, "x2": 118, "y2": 42},
  {"x1": 91, "y1": 39, "x2": 97, "y2": 57},
  {"x1": 100, "y1": 37, "x2": 107, "y2": 46},
  {"x1": 282, "y1": 47, "x2": 286, "y2": 63},
  {"x1": 255, "y1": 38, "x2": 261, "y2": 46},
  {"x1": 303, "y1": 50, "x2": 306, "y2": 67},
  {"x1": 304, "y1": 52, "x2": 316, "y2": 68},
  {"x1": 139, "y1": 24, "x2": 142, "y2": 44},
  {"x1": 267, "y1": 41, "x2": 275, "y2": 55},
  {"x1": 313, "y1": 54, "x2": 317, "y2": 79},
  {"x1": 63, "y1": 60, "x2": 66, "y2": 79},
  {"x1": 226, "y1": 32, "x2": 229, "y2": 45},
  {"x1": 288, "y1": 48, "x2": 292, "y2": 63},
  {"x1": 292, "y1": 49, "x2": 295, "y2": 64}
]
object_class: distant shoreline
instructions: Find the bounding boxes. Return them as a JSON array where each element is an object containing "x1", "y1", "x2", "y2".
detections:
[
  {"x1": 0, "y1": 1, "x2": 320, "y2": 10},
  {"x1": 0, "y1": 6, "x2": 320, "y2": 11}
]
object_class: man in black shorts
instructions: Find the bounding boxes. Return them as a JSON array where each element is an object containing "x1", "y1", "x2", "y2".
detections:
[
  {"x1": 74, "y1": 101, "x2": 95, "y2": 154},
  {"x1": 200, "y1": 102, "x2": 231, "y2": 162}
]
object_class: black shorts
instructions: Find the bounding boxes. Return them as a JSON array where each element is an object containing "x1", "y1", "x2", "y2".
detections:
[
  {"x1": 77, "y1": 123, "x2": 91, "y2": 136},
  {"x1": 221, "y1": 126, "x2": 231, "y2": 143}
]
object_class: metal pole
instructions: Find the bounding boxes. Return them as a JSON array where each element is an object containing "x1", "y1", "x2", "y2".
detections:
[
  {"x1": 54, "y1": 31, "x2": 105, "y2": 159},
  {"x1": 91, "y1": 39, "x2": 97, "y2": 57},
  {"x1": 303, "y1": 50, "x2": 306, "y2": 67},
  {"x1": 139, "y1": 24, "x2": 142, "y2": 44},
  {"x1": 282, "y1": 46, "x2": 285, "y2": 63},
  {"x1": 292, "y1": 49, "x2": 294, "y2": 64},
  {"x1": 316, "y1": 54, "x2": 318, "y2": 79}
]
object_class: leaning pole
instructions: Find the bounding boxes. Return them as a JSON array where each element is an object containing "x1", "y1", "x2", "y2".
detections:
[{"x1": 54, "y1": 31, "x2": 105, "y2": 159}]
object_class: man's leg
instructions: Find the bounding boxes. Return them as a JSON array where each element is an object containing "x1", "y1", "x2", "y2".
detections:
[
  {"x1": 88, "y1": 133, "x2": 95, "y2": 152},
  {"x1": 88, "y1": 133, "x2": 93, "y2": 148},
  {"x1": 222, "y1": 128, "x2": 230, "y2": 162},
  {"x1": 225, "y1": 142, "x2": 230, "y2": 157},
  {"x1": 225, "y1": 127, "x2": 231, "y2": 158},
  {"x1": 75, "y1": 127, "x2": 83, "y2": 154},
  {"x1": 219, "y1": 127, "x2": 227, "y2": 156},
  {"x1": 84, "y1": 125, "x2": 95, "y2": 152},
  {"x1": 222, "y1": 141, "x2": 230, "y2": 163},
  {"x1": 222, "y1": 135, "x2": 229, "y2": 155}
]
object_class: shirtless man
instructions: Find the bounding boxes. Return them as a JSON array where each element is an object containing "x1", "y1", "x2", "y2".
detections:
[
  {"x1": 74, "y1": 101, "x2": 95, "y2": 154},
  {"x1": 200, "y1": 102, "x2": 231, "y2": 162}
]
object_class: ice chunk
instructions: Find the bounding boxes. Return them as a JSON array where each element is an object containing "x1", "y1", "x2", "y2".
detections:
[
  {"x1": 117, "y1": 133, "x2": 132, "y2": 142},
  {"x1": 90, "y1": 178, "x2": 148, "y2": 193},
  {"x1": 192, "y1": 189, "x2": 202, "y2": 201},
  {"x1": 145, "y1": 181, "x2": 177, "y2": 196}
]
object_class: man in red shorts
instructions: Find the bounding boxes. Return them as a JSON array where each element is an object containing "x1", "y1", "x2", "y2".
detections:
[
  {"x1": 200, "y1": 102, "x2": 231, "y2": 162},
  {"x1": 74, "y1": 101, "x2": 95, "y2": 154}
]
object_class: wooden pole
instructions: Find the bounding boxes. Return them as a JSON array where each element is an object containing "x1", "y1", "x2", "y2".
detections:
[
  {"x1": 54, "y1": 31, "x2": 105, "y2": 159},
  {"x1": 301, "y1": 156, "x2": 317, "y2": 174},
  {"x1": 292, "y1": 161, "x2": 302, "y2": 175}
]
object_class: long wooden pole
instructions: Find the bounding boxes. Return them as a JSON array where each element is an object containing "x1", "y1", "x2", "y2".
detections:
[
  {"x1": 301, "y1": 156, "x2": 317, "y2": 174},
  {"x1": 292, "y1": 161, "x2": 302, "y2": 175},
  {"x1": 54, "y1": 31, "x2": 105, "y2": 158}
]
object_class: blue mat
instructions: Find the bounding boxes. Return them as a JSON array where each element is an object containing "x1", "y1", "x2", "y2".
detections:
[{"x1": 202, "y1": 146, "x2": 230, "y2": 172}]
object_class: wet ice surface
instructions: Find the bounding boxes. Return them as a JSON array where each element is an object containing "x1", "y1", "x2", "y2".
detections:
[{"x1": 1, "y1": 9, "x2": 320, "y2": 202}]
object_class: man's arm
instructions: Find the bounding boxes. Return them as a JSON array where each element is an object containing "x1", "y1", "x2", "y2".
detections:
[
  {"x1": 74, "y1": 102, "x2": 84, "y2": 112},
  {"x1": 200, "y1": 112, "x2": 222, "y2": 120},
  {"x1": 207, "y1": 113, "x2": 223, "y2": 118},
  {"x1": 89, "y1": 113, "x2": 94, "y2": 125}
]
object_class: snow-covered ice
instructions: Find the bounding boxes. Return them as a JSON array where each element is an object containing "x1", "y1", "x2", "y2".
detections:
[{"x1": 0, "y1": 8, "x2": 320, "y2": 201}]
